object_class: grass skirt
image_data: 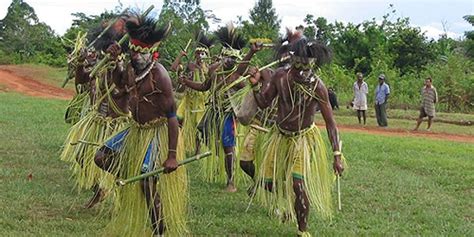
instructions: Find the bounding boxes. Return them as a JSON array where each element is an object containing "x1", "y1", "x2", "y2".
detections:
[
  {"x1": 64, "y1": 91, "x2": 90, "y2": 125},
  {"x1": 253, "y1": 125, "x2": 334, "y2": 222},
  {"x1": 105, "y1": 119, "x2": 188, "y2": 236},
  {"x1": 178, "y1": 90, "x2": 207, "y2": 154},
  {"x1": 74, "y1": 112, "x2": 130, "y2": 190},
  {"x1": 198, "y1": 109, "x2": 249, "y2": 185}
]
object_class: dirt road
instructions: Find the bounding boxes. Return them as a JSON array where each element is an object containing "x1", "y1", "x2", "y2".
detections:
[{"x1": 0, "y1": 69, "x2": 73, "y2": 100}]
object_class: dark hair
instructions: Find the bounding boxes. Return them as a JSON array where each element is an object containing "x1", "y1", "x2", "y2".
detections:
[
  {"x1": 274, "y1": 28, "x2": 303, "y2": 60},
  {"x1": 215, "y1": 23, "x2": 246, "y2": 50},
  {"x1": 126, "y1": 14, "x2": 170, "y2": 45},
  {"x1": 196, "y1": 31, "x2": 215, "y2": 48},
  {"x1": 426, "y1": 77, "x2": 432, "y2": 82},
  {"x1": 290, "y1": 37, "x2": 332, "y2": 67},
  {"x1": 88, "y1": 21, "x2": 125, "y2": 52}
]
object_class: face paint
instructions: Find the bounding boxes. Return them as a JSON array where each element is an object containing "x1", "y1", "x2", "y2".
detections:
[
  {"x1": 132, "y1": 51, "x2": 152, "y2": 71},
  {"x1": 223, "y1": 57, "x2": 236, "y2": 70}
]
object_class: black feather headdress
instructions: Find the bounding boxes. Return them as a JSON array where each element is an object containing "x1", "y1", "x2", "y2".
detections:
[
  {"x1": 87, "y1": 20, "x2": 125, "y2": 52},
  {"x1": 289, "y1": 37, "x2": 332, "y2": 68},
  {"x1": 215, "y1": 23, "x2": 246, "y2": 58},
  {"x1": 274, "y1": 28, "x2": 303, "y2": 60},
  {"x1": 126, "y1": 14, "x2": 171, "y2": 53},
  {"x1": 195, "y1": 32, "x2": 215, "y2": 53}
]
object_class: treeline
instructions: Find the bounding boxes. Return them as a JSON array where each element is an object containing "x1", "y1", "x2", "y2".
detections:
[{"x1": 0, "y1": 0, "x2": 472, "y2": 112}]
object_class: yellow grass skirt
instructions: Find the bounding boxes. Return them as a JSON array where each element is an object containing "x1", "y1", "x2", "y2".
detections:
[
  {"x1": 177, "y1": 90, "x2": 207, "y2": 154},
  {"x1": 105, "y1": 119, "x2": 188, "y2": 236},
  {"x1": 64, "y1": 91, "x2": 90, "y2": 125},
  {"x1": 75, "y1": 112, "x2": 129, "y2": 190},
  {"x1": 198, "y1": 110, "x2": 249, "y2": 185},
  {"x1": 253, "y1": 124, "x2": 334, "y2": 222}
]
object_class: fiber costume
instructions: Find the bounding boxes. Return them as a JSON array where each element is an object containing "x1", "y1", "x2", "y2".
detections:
[
  {"x1": 177, "y1": 34, "x2": 215, "y2": 154},
  {"x1": 103, "y1": 119, "x2": 188, "y2": 236},
  {"x1": 64, "y1": 31, "x2": 94, "y2": 125},
  {"x1": 60, "y1": 23, "x2": 130, "y2": 192},
  {"x1": 196, "y1": 24, "x2": 246, "y2": 183},
  {"x1": 254, "y1": 124, "x2": 333, "y2": 221},
  {"x1": 249, "y1": 36, "x2": 344, "y2": 236},
  {"x1": 97, "y1": 15, "x2": 188, "y2": 236}
]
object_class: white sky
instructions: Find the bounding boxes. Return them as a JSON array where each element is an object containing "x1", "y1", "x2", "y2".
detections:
[{"x1": 0, "y1": 0, "x2": 472, "y2": 39}]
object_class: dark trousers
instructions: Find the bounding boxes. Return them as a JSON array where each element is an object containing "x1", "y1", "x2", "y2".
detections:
[{"x1": 375, "y1": 103, "x2": 388, "y2": 127}]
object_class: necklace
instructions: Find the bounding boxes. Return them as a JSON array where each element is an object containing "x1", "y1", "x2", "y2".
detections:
[{"x1": 135, "y1": 60, "x2": 156, "y2": 83}]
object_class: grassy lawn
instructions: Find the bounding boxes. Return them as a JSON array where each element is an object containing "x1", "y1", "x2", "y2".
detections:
[{"x1": 1, "y1": 92, "x2": 473, "y2": 236}]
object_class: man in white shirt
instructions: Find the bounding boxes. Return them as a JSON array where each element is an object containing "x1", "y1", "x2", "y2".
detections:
[{"x1": 353, "y1": 72, "x2": 368, "y2": 125}]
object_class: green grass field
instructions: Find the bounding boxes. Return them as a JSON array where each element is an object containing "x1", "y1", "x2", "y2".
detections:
[{"x1": 1, "y1": 92, "x2": 473, "y2": 236}]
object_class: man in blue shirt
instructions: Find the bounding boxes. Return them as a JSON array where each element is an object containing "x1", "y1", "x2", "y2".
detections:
[{"x1": 374, "y1": 74, "x2": 390, "y2": 127}]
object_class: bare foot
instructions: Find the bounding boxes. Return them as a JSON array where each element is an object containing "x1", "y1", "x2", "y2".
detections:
[
  {"x1": 225, "y1": 183, "x2": 237, "y2": 193},
  {"x1": 84, "y1": 188, "x2": 105, "y2": 209}
]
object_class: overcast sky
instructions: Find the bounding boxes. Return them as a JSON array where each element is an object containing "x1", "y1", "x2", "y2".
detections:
[{"x1": 0, "y1": 0, "x2": 472, "y2": 39}]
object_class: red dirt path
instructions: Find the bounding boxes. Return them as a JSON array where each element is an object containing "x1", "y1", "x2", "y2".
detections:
[{"x1": 0, "y1": 69, "x2": 73, "y2": 100}]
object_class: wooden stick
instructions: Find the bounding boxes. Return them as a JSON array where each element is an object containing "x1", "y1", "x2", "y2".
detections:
[
  {"x1": 250, "y1": 124, "x2": 270, "y2": 133},
  {"x1": 337, "y1": 139, "x2": 343, "y2": 211},
  {"x1": 221, "y1": 55, "x2": 290, "y2": 92},
  {"x1": 337, "y1": 175, "x2": 342, "y2": 211},
  {"x1": 116, "y1": 151, "x2": 211, "y2": 186}
]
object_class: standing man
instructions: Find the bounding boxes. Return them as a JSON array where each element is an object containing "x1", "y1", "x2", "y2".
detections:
[
  {"x1": 414, "y1": 77, "x2": 438, "y2": 131},
  {"x1": 180, "y1": 24, "x2": 262, "y2": 192},
  {"x1": 353, "y1": 72, "x2": 368, "y2": 124},
  {"x1": 374, "y1": 74, "x2": 390, "y2": 127},
  {"x1": 249, "y1": 37, "x2": 344, "y2": 236},
  {"x1": 94, "y1": 15, "x2": 188, "y2": 236}
]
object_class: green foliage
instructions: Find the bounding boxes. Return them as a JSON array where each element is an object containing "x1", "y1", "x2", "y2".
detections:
[
  {"x1": 157, "y1": 0, "x2": 212, "y2": 68},
  {"x1": 241, "y1": 0, "x2": 280, "y2": 40},
  {"x1": 423, "y1": 53, "x2": 474, "y2": 112},
  {"x1": 236, "y1": 0, "x2": 281, "y2": 65},
  {"x1": 0, "y1": 0, "x2": 66, "y2": 67},
  {"x1": 462, "y1": 15, "x2": 474, "y2": 58},
  {"x1": 387, "y1": 24, "x2": 435, "y2": 75}
]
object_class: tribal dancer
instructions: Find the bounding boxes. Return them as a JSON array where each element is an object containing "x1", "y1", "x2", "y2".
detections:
[
  {"x1": 64, "y1": 16, "x2": 129, "y2": 125},
  {"x1": 236, "y1": 29, "x2": 303, "y2": 195},
  {"x1": 64, "y1": 33, "x2": 97, "y2": 125},
  {"x1": 249, "y1": 37, "x2": 344, "y2": 236},
  {"x1": 60, "y1": 17, "x2": 131, "y2": 208},
  {"x1": 180, "y1": 23, "x2": 262, "y2": 192},
  {"x1": 94, "y1": 15, "x2": 188, "y2": 236},
  {"x1": 171, "y1": 33, "x2": 216, "y2": 155}
]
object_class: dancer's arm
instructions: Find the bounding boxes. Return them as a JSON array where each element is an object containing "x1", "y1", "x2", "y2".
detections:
[
  {"x1": 315, "y1": 79, "x2": 344, "y2": 176},
  {"x1": 249, "y1": 68, "x2": 278, "y2": 109}
]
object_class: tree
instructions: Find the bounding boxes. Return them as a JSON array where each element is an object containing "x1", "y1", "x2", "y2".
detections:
[
  {"x1": 462, "y1": 15, "x2": 474, "y2": 58},
  {"x1": 241, "y1": 0, "x2": 281, "y2": 40},
  {"x1": 62, "y1": 8, "x2": 124, "y2": 51},
  {"x1": 157, "y1": 0, "x2": 211, "y2": 67},
  {"x1": 237, "y1": 0, "x2": 281, "y2": 65},
  {"x1": 302, "y1": 15, "x2": 333, "y2": 44},
  {"x1": 0, "y1": 0, "x2": 66, "y2": 66},
  {"x1": 387, "y1": 19, "x2": 435, "y2": 75}
]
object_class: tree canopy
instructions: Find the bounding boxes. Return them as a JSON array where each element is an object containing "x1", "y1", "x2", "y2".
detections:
[{"x1": 0, "y1": 0, "x2": 472, "y2": 111}]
